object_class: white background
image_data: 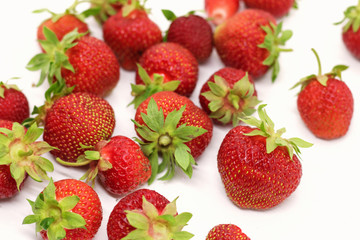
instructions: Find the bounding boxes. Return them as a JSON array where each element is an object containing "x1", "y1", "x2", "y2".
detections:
[{"x1": 1, "y1": 0, "x2": 359, "y2": 239}]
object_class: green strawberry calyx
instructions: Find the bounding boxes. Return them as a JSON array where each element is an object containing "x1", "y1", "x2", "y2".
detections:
[
  {"x1": 335, "y1": 0, "x2": 360, "y2": 32},
  {"x1": 258, "y1": 21, "x2": 293, "y2": 82},
  {"x1": 291, "y1": 48, "x2": 348, "y2": 93},
  {"x1": 122, "y1": 196, "x2": 194, "y2": 240},
  {"x1": 0, "y1": 122, "x2": 56, "y2": 189},
  {"x1": 84, "y1": 0, "x2": 127, "y2": 23},
  {"x1": 201, "y1": 73, "x2": 261, "y2": 126},
  {"x1": 239, "y1": 104, "x2": 313, "y2": 160},
  {"x1": 129, "y1": 64, "x2": 180, "y2": 108},
  {"x1": 0, "y1": 78, "x2": 21, "y2": 98},
  {"x1": 22, "y1": 178, "x2": 87, "y2": 240},
  {"x1": 133, "y1": 98, "x2": 207, "y2": 184},
  {"x1": 122, "y1": 0, "x2": 149, "y2": 17}
]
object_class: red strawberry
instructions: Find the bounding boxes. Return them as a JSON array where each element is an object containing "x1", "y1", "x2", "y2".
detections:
[
  {"x1": 133, "y1": 91, "x2": 213, "y2": 183},
  {"x1": 0, "y1": 120, "x2": 55, "y2": 199},
  {"x1": 205, "y1": 0, "x2": 240, "y2": 25},
  {"x1": 163, "y1": 10, "x2": 213, "y2": 62},
  {"x1": 206, "y1": 224, "x2": 250, "y2": 240},
  {"x1": 217, "y1": 104, "x2": 312, "y2": 209},
  {"x1": 107, "y1": 188, "x2": 193, "y2": 240},
  {"x1": 199, "y1": 67, "x2": 260, "y2": 126},
  {"x1": 23, "y1": 178, "x2": 102, "y2": 240},
  {"x1": 291, "y1": 49, "x2": 354, "y2": 140},
  {"x1": 214, "y1": 9, "x2": 293, "y2": 81},
  {"x1": 243, "y1": 0, "x2": 296, "y2": 18},
  {"x1": 103, "y1": 0, "x2": 162, "y2": 70},
  {"x1": 28, "y1": 28, "x2": 120, "y2": 97},
  {"x1": 0, "y1": 81, "x2": 29, "y2": 123}
]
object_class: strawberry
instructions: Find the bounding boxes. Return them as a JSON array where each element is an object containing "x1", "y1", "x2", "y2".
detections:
[
  {"x1": 27, "y1": 28, "x2": 120, "y2": 97},
  {"x1": 23, "y1": 178, "x2": 102, "y2": 240},
  {"x1": 214, "y1": 9, "x2": 293, "y2": 81},
  {"x1": 163, "y1": 10, "x2": 213, "y2": 62},
  {"x1": 205, "y1": 0, "x2": 240, "y2": 25},
  {"x1": 57, "y1": 135, "x2": 151, "y2": 195},
  {"x1": 133, "y1": 91, "x2": 213, "y2": 183},
  {"x1": 243, "y1": 0, "x2": 296, "y2": 18},
  {"x1": 217, "y1": 104, "x2": 312, "y2": 209},
  {"x1": 291, "y1": 49, "x2": 354, "y2": 140},
  {"x1": 0, "y1": 120, "x2": 55, "y2": 199},
  {"x1": 199, "y1": 67, "x2": 260, "y2": 126},
  {"x1": 107, "y1": 188, "x2": 193, "y2": 240},
  {"x1": 206, "y1": 224, "x2": 250, "y2": 240},
  {"x1": 0, "y1": 81, "x2": 29, "y2": 123},
  {"x1": 103, "y1": 0, "x2": 163, "y2": 70}
]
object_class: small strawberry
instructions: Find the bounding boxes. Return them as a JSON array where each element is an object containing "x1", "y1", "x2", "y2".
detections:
[
  {"x1": 243, "y1": 0, "x2": 297, "y2": 18},
  {"x1": 291, "y1": 49, "x2": 354, "y2": 140},
  {"x1": 133, "y1": 91, "x2": 213, "y2": 183},
  {"x1": 199, "y1": 67, "x2": 261, "y2": 126},
  {"x1": 57, "y1": 135, "x2": 151, "y2": 195},
  {"x1": 217, "y1": 104, "x2": 312, "y2": 209},
  {"x1": 0, "y1": 121, "x2": 55, "y2": 199},
  {"x1": 27, "y1": 28, "x2": 120, "y2": 97},
  {"x1": 163, "y1": 9, "x2": 213, "y2": 62},
  {"x1": 23, "y1": 178, "x2": 102, "y2": 240},
  {"x1": 205, "y1": 0, "x2": 240, "y2": 25},
  {"x1": 206, "y1": 224, "x2": 250, "y2": 240},
  {"x1": 103, "y1": 0, "x2": 163, "y2": 70},
  {"x1": 0, "y1": 81, "x2": 30, "y2": 123},
  {"x1": 214, "y1": 9, "x2": 293, "y2": 81},
  {"x1": 107, "y1": 188, "x2": 193, "y2": 240}
]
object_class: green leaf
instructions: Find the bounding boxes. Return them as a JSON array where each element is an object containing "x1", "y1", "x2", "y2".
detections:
[
  {"x1": 208, "y1": 78, "x2": 227, "y2": 97},
  {"x1": 42, "y1": 26, "x2": 59, "y2": 45},
  {"x1": 59, "y1": 195, "x2": 80, "y2": 211},
  {"x1": 84, "y1": 150, "x2": 101, "y2": 160},
  {"x1": 141, "y1": 98, "x2": 164, "y2": 132},
  {"x1": 174, "y1": 144, "x2": 191, "y2": 171},
  {"x1": 40, "y1": 217, "x2": 55, "y2": 231},
  {"x1": 164, "y1": 106, "x2": 185, "y2": 132},
  {"x1": 61, "y1": 211, "x2": 86, "y2": 229},
  {"x1": 162, "y1": 9, "x2": 177, "y2": 21},
  {"x1": 22, "y1": 215, "x2": 39, "y2": 225},
  {"x1": 125, "y1": 210, "x2": 150, "y2": 230},
  {"x1": 172, "y1": 231, "x2": 194, "y2": 240},
  {"x1": 23, "y1": 123, "x2": 43, "y2": 144},
  {"x1": 142, "y1": 196, "x2": 159, "y2": 219},
  {"x1": 43, "y1": 178, "x2": 56, "y2": 201},
  {"x1": 137, "y1": 63, "x2": 152, "y2": 85},
  {"x1": 174, "y1": 125, "x2": 207, "y2": 141},
  {"x1": 174, "y1": 212, "x2": 192, "y2": 227},
  {"x1": 289, "y1": 137, "x2": 313, "y2": 148},
  {"x1": 47, "y1": 224, "x2": 66, "y2": 240}
]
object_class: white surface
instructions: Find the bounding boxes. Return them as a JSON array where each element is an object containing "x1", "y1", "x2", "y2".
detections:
[{"x1": 1, "y1": 0, "x2": 359, "y2": 239}]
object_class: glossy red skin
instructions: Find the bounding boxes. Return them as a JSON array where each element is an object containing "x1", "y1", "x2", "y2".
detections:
[
  {"x1": 97, "y1": 136, "x2": 151, "y2": 195},
  {"x1": 0, "y1": 86, "x2": 29, "y2": 123},
  {"x1": 167, "y1": 15, "x2": 213, "y2": 62},
  {"x1": 297, "y1": 78, "x2": 354, "y2": 139},
  {"x1": 103, "y1": 9, "x2": 162, "y2": 70},
  {"x1": 206, "y1": 224, "x2": 250, "y2": 240},
  {"x1": 43, "y1": 92, "x2": 115, "y2": 163},
  {"x1": 135, "y1": 91, "x2": 213, "y2": 159},
  {"x1": 205, "y1": 0, "x2": 240, "y2": 25},
  {"x1": 243, "y1": 0, "x2": 295, "y2": 18},
  {"x1": 214, "y1": 9, "x2": 276, "y2": 78},
  {"x1": 107, "y1": 189, "x2": 170, "y2": 240},
  {"x1": 61, "y1": 36, "x2": 120, "y2": 97},
  {"x1": 136, "y1": 42, "x2": 199, "y2": 96},
  {"x1": 218, "y1": 125, "x2": 302, "y2": 210},
  {"x1": 40, "y1": 179, "x2": 102, "y2": 240},
  {"x1": 342, "y1": 25, "x2": 360, "y2": 59}
]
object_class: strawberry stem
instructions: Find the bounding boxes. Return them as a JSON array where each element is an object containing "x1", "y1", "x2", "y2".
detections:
[{"x1": 311, "y1": 48, "x2": 322, "y2": 76}]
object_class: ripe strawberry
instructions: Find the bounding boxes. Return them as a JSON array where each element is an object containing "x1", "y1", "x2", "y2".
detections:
[
  {"x1": 27, "y1": 28, "x2": 120, "y2": 97},
  {"x1": 217, "y1": 104, "x2": 312, "y2": 209},
  {"x1": 205, "y1": 0, "x2": 240, "y2": 25},
  {"x1": 133, "y1": 91, "x2": 213, "y2": 183},
  {"x1": 0, "y1": 120, "x2": 55, "y2": 199},
  {"x1": 23, "y1": 178, "x2": 102, "y2": 240},
  {"x1": 199, "y1": 67, "x2": 260, "y2": 126},
  {"x1": 103, "y1": 0, "x2": 163, "y2": 70},
  {"x1": 291, "y1": 49, "x2": 354, "y2": 140},
  {"x1": 214, "y1": 9, "x2": 293, "y2": 81},
  {"x1": 206, "y1": 224, "x2": 250, "y2": 240},
  {"x1": 243, "y1": 0, "x2": 296, "y2": 18},
  {"x1": 107, "y1": 188, "x2": 193, "y2": 240},
  {"x1": 163, "y1": 10, "x2": 213, "y2": 62},
  {"x1": 0, "y1": 81, "x2": 29, "y2": 123}
]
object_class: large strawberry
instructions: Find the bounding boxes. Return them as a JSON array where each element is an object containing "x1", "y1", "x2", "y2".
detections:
[
  {"x1": 107, "y1": 188, "x2": 193, "y2": 240},
  {"x1": 291, "y1": 49, "x2": 354, "y2": 140},
  {"x1": 214, "y1": 9, "x2": 293, "y2": 81},
  {"x1": 23, "y1": 178, "x2": 102, "y2": 240},
  {"x1": 103, "y1": 0, "x2": 162, "y2": 70},
  {"x1": 27, "y1": 28, "x2": 120, "y2": 97},
  {"x1": 133, "y1": 91, "x2": 213, "y2": 183},
  {"x1": 206, "y1": 224, "x2": 250, "y2": 240},
  {"x1": 217, "y1": 104, "x2": 312, "y2": 209},
  {"x1": 163, "y1": 9, "x2": 213, "y2": 62},
  {"x1": 199, "y1": 67, "x2": 260, "y2": 126},
  {"x1": 205, "y1": 0, "x2": 240, "y2": 25},
  {"x1": 243, "y1": 0, "x2": 296, "y2": 18},
  {"x1": 0, "y1": 120, "x2": 55, "y2": 199},
  {"x1": 0, "y1": 81, "x2": 29, "y2": 123}
]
